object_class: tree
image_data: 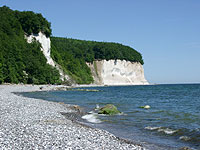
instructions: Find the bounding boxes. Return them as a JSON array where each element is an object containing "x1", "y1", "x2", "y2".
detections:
[{"x1": 0, "y1": 6, "x2": 60, "y2": 84}]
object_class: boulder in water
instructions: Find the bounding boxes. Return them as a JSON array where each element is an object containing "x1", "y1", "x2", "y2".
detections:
[
  {"x1": 140, "y1": 105, "x2": 151, "y2": 109},
  {"x1": 98, "y1": 104, "x2": 120, "y2": 115}
]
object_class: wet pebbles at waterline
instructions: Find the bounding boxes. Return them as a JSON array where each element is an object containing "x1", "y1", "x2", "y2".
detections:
[
  {"x1": 22, "y1": 84, "x2": 200, "y2": 150},
  {"x1": 0, "y1": 85, "x2": 145, "y2": 150}
]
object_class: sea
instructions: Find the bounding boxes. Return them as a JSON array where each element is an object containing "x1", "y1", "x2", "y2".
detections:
[{"x1": 21, "y1": 84, "x2": 200, "y2": 150}]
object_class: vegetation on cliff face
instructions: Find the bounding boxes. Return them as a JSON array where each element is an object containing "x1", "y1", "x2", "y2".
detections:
[
  {"x1": 0, "y1": 6, "x2": 144, "y2": 85},
  {"x1": 51, "y1": 37, "x2": 144, "y2": 64},
  {"x1": 51, "y1": 38, "x2": 94, "y2": 84},
  {"x1": 0, "y1": 6, "x2": 60, "y2": 84},
  {"x1": 51, "y1": 37, "x2": 144, "y2": 84},
  {"x1": 15, "y1": 10, "x2": 52, "y2": 37}
]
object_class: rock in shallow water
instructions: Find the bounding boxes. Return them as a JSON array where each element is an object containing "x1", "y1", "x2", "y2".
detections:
[
  {"x1": 140, "y1": 105, "x2": 151, "y2": 109},
  {"x1": 98, "y1": 104, "x2": 120, "y2": 115},
  {"x1": 0, "y1": 85, "x2": 145, "y2": 150}
]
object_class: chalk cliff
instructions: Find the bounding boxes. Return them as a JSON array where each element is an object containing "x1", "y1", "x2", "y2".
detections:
[
  {"x1": 87, "y1": 60, "x2": 149, "y2": 85},
  {"x1": 25, "y1": 33, "x2": 148, "y2": 85},
  {"x1": 25, "y1": 32, "x2": 70, "y2": 81}
]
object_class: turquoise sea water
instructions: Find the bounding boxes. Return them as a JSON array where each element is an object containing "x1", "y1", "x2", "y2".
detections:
[{"x1": 22, "y1": 84, "x2": 200, "y2": 149}]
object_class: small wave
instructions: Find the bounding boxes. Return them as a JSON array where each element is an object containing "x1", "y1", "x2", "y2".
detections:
[
  {"x1": 82, "y1": 113, "x2": 102, "y2": 124},
  {"x1": 89, "y1": 110, "x2": 95, "y2": 113},
  {"x1": 145, "y1": 126, "x2": 161, "y2": 130},
  {"x1": 96, "y1": 104, "x2": 100, "y2": 109},
  {"x1": 98, "y1": 112, "x2": 125, "y2": 116},
  {"x1": 145, "y1": 126, "x2": 178, "y2": 135},
  {"x1": 158, "y1": 128, "x2": 178, "y2": 135},
  {"x1": 116, "y1": 112, "x2": 126, "y2": 116},
  {"x1": 179, "y1": 136, "x2": 191, "y2": 141}
]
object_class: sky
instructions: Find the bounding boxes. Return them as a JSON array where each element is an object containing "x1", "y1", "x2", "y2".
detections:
[{"x1": 1, "y1": 0, "x2": 200, "y2": 84}]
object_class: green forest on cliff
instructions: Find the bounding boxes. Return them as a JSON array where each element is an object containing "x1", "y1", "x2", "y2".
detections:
[
  {"x1": 0, "y1": 6, "x2": 60, "y2": 84},
  {"x1": 51, "y1": 37, "x2": 144, "y2": 84},
  {"x1": 0, "y1": 6, "x2": 144, "y2": 84}
]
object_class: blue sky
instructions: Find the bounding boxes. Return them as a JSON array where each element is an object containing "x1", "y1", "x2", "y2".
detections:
[{"x1": 1, "y1": 0, "x2": 200, "y2": 84}]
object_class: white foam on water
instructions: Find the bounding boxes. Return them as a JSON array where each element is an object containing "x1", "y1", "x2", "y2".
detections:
[
  {"x1": 82, "y1": 113, "x2": 102, "y2": 124},
  {"x1": 117, "y1": 112, "x2": 127, "y2": 116},
  {"x1": 179, "y1": 136, "x2": 191, "y2": 141},
  {"x1": 195, "y1": 128, "x2": 199, "y2": 131},
  {"x1": 89, "y1": 111, "x2": 95, "y2": 113},
  {"x1": 145, "y1": 126, "x2": 161, "y2": 130},
  {"x1": 98, "y1": 114, "x2": 107, "y2": 116},
  {"x1": 158, "y1": 128, "x2": 178, "y2": 135},
  {"x1": 96, "y1": 104, "x2": 100, "y2": 109},
  {"x1": 145, "y1": 126, "x2": 178, "y2": 135}
]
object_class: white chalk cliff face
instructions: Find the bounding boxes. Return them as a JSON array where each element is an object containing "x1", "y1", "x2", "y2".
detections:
[
  {"x1": 25, "y1": 32, "x2": 70, "y2": 81},
  {"x1": 26, "y1": 32, "x2": 55, "y2": 66},
  {"x1": 87, "y1": 60, "x2": 149, "y2": 85},
  {"x1": 25, "y1": 32, "x2": 148, "y2": 85}
]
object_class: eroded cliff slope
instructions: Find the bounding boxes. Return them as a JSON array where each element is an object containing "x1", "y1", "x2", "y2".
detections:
[
  {"x1": 0, "y1": 6, "x2": 148, "y2": 85},
  {"x1": 25, "y1": 32, "x2": 70, "y2": 82},
  {"x1": 28, "y1": 34, "x2": 149, "y2": 85},
  {"x1": 87, "y1": 60, "x2": 149, "y2": 85},
  {"x1": 51, "y1": 37, "x2": 148, "y2": 85}
]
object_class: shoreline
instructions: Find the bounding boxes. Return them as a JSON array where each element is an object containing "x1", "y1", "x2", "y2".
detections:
[{"x1": 0, "y1": 84, "x2": 146, "y2": 149}]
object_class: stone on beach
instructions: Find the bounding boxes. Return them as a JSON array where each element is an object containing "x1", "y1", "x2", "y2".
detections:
[{"x1": 0, "y1": 85, "x2": 144, "y2": 150}]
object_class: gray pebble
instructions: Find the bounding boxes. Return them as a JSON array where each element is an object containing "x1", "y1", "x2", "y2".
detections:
[{"x1": 0, "y1": 85, "x2": 146, "y2": 150}]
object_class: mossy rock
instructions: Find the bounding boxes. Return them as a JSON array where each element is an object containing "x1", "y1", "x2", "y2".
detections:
[
  {"x1": 98, "y1": 104, "x2": 120, "y2": 115},
  {"x1": 140, "y1": 105, "x2": 151, "y2": 109}
]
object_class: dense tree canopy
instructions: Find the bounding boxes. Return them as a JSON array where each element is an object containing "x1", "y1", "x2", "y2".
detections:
[
  {"x1": 51, "y1": 37, "x2": 144, "y2": 84},
  {"x1": 0, "y1": 6, "x2": 145, "y2": 85},
  {"x1": 15, "y1": 10, "x2": 52, "y2": 37},
  {"x1": 0, "y1": 6, "x2": 60, "y2": 84},
  {"x1": 51, "y1": 39, "x2": 94, "y2": 84},
  {"x1": 51, "y1": 37, "x2": 144, "y2": 64}
]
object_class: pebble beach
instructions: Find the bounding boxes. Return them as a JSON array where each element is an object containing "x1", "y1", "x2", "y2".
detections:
[{"x1": 0, "y1": 85, "x2": 145, "y2": 150}]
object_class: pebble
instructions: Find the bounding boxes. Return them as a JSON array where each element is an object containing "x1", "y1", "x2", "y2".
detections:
[{"x1": 0, "y1": 85, "x2": 146, "y2": 150}]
